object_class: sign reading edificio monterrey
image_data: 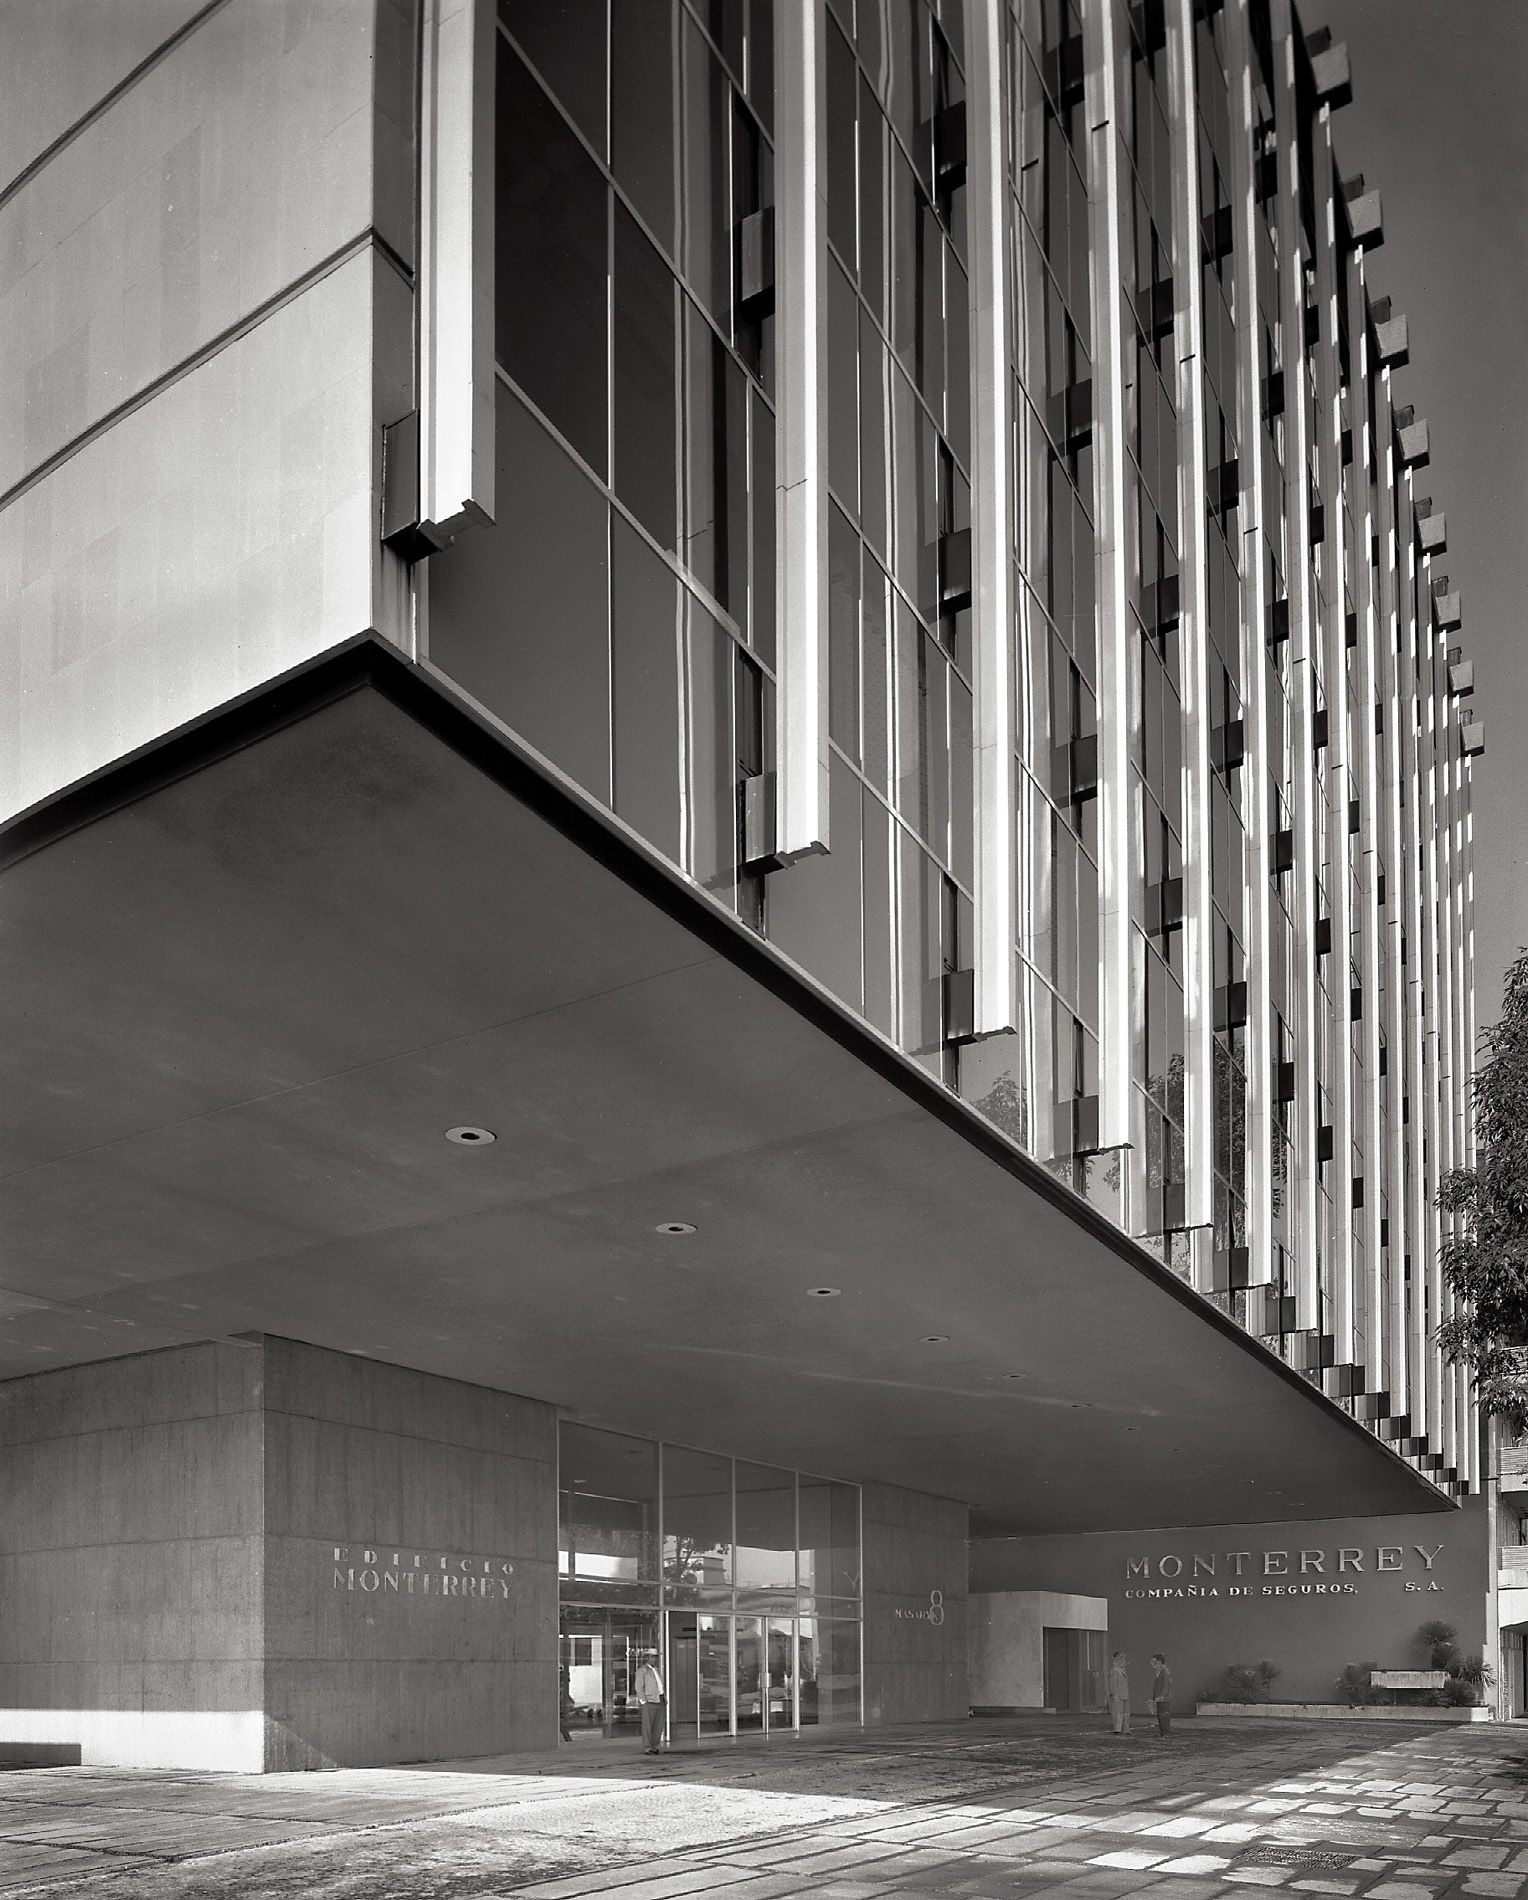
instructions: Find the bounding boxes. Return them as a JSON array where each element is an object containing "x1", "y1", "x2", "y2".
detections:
[{"x1": 332, "y1": 1546, "x2": 515, "y2": 1600}]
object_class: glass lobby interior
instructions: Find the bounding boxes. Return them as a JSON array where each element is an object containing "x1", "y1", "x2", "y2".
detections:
[{"x1": 559, "y1": 1422, "x2": 864, "y2": 1744}]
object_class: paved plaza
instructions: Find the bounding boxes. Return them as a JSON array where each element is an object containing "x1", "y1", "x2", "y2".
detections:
[{"x1": 0, "y1": 1716, "x2": 1525, "y2": 1899}]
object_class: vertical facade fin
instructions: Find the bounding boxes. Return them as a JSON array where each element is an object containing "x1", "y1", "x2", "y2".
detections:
[
  {"x1": 418, "y1": 0, "x2": 496, "y2": 539},
  {"x1": 1226, "y1": 0, "x2": 1274, "y2": 1292},
  {"x1": 1169, "y1": 0, "x2": 1215, "y2": 1249},
  {"x1": 775, "y1": 0, "x2": 831, "y2": 861},
  {"x1": 968, "y1": 0, "x2": 1017, "y2": 1037},
  {"x1": 1089, "y1": 0, "x2": 1133, "y2": 1152}
]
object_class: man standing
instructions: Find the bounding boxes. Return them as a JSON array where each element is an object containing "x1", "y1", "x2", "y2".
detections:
[
  {"x1": 1106, "y1": 1651, "x2": 1131, "y2": 1735},
  {"x1": 1150, "y1": 1652, "x2": 1172, "y2": 1738},
  {"x1": 634, "y1": 1649, "x2": 667, "y2": 1755}
]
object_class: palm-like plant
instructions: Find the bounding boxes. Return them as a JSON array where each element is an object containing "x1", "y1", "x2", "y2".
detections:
[{"x1": 1419, "y1": 1620, "x2": 1461, "y2": 1671}]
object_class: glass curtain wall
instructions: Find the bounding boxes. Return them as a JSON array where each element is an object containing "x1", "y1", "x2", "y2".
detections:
[
  {"x1": 559, "y1": 1421, "x2": 862, "y2": 1741},
  {"x1": 776, "y1": 0, "x2": 973, "y2": 1084},
  {"x1": 434, "y1": 1, "x2": 778, "y2": 931},
  {"x1": 421, "y1": 0, "x2": 1475, "y2": 1465}
]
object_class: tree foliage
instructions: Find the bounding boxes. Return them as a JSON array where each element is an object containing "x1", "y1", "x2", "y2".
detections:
[{"x1": 1437, "y1": 949, "x2": 1528, "y2": 1418}]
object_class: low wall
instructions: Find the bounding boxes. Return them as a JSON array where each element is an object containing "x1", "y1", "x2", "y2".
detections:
[
  {"x1": 0, "y1": 1337, "x2": 561, "y2": 1770},
  {"x1": 1197, "y1": 1701, "x2": 1492, "y2": 1723},
  {"x1": 261, "y1": 1338, "x2": 559, "y2": 1768},
  {"x1": 0, "y1": 1342, "x2": 266, "y2": 1769}
]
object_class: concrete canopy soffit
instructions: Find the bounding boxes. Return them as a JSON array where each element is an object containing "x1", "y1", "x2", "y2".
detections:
[{"x1": 0, "y1": 644, "x2": 1448, "y2": 1536}]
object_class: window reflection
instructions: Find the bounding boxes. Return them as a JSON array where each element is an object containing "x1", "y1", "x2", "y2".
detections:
[
  {"x1": 482, "y1": 1, "x2": 778, "y2": 939},
  {"x1": 662, "y1": 1444, "x2": 733, "y2": 1598},
  {"x1": 559, "y1": 1425, "x2": 658, "y2": 1587},
  {"x1": 496, "y1": 37, "x2": 609, "y2": 476},
  {"x1": 735, "y1": 1462, "x2": 796, "y2": 1592},
  {"x1": 798, "y1": 1478, "x2": 861, "y2": 1603}
]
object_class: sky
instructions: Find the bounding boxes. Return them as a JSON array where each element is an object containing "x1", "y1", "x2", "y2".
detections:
[{"x1": 1314, "y1": 0, "x2": 1528, "y2": 1025}]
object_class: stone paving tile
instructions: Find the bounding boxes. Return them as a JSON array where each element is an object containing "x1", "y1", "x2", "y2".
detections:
[
  {"x1": 0, "y1": 1849, "x2": 124, "y2": 1895},
  {"x1": 1018, "y1": 1875, "x2": 1155, "y2": 1899},
  {"x1": 770, "y1": 1885, "x2": 892, "y2": 1898},
  {"x1": 5, "y1": 1714, "x2": 1527, "y2": 1899},
  {"x1": 765, "y1": 1845, "x2": 912, "y2": 1875},
  {"x1": 514, "y1": 1860, "x2": 732, "y2": 1898}
]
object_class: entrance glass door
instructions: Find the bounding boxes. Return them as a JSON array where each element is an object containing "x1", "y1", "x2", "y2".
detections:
[
  {"x1": 665, "y1": 1613, "x2": 733, "y2": 1741},
  {"x1": 698, "y1": 1616, "x2": 731, "y2": 1734},
  {"x1": 734, "y1": 1617, "x2": 764, "y2": 1731},
  {"x1": 559, "y1": 1608, "x2": 659, "y2": 1741},
  {"x1": 732, "y1": 1616, "x2": 797, "y2": 1734},
  {"x1": 645, "y1": 1607, "x2": 846, "y2": 1740},
  {"x1": 766, "y1": 1617, "x2": 796, "y2": 1731},
  {"x1": 668, "y1": 1617, "x2": 698, "y2": 1739},
  {"x1": 1041, "y1": 1627, "x2": 1107, "y2": 1712}
]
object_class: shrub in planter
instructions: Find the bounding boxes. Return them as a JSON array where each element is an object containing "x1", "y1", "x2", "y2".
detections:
[
  {"x1": 1335, "y1": 1662, "x2": 1382, "y2": 1706},
  {"x1": 1436, "y1": 1676, "x2": 1479, "y2": 1707},
  {"x1": 1205, "y1": 1661, "x2": 1281, "y2": 1704},
  {"x1": 1419, "y1": 1620, "x2": 1462, "y2": 1672},
  {"x1": 1435, "y1": 1655, "x2": 1495, "y2": 1706}
]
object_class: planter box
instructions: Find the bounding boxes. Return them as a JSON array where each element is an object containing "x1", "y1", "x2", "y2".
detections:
[{"x1": 1196, "y1": 1701, "x2": 1491, "y2": 1723}]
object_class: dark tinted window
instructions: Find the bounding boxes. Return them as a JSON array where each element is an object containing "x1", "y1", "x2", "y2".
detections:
[
  {"x1": 614, "y1": 204, "x2": 677, "y2": 548},
  {"x1": 750, "y1": 387, "x2": 775, "y2": 666},
  {"x1": 684, "y1": 303, "x2": 748, "y2": 614},
  {"x1": 430, "y1": 385, "x2": 610, "y2": 799},
  {"x1": 826, "y1": 19, "x2": 857, "y2": 265},
  {"x1": 686, "y1": 596, "x2": 736, "y2": 904},
  {"x1": 497, "y1": 38, "x2": 609, "y2": 473},
  {"x1": 500, "y1": 0, "x2": 608, "y2": 153},
  {"x1": 681, "y1": 13, "x2": 732, "y2": 326},
  {"x1": 611, "y1": 516, "x2": 681, "y2": 856},
  {"x1": 612, "y1": 0, "x2": 675, "y2": 248}
]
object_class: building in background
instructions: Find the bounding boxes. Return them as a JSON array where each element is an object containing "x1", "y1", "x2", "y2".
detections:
[{"x1": 0, "y1": 0, "x2": 1500, "y2": 1765}]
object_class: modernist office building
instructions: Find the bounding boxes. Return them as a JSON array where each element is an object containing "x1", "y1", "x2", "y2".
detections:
[{"x1": 0, "y1": 0, "x2": 1498, "y2": 1764}]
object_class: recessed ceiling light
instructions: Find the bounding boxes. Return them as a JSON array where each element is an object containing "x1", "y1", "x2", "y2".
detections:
[
  {"x1": 807, "y1": 1287, "x2": 841, "y2": 1298},
  {"x1": 655, "y1": 1222, "x2": 696, "y2": 1236},
  {"x1": 446, "y1": 1126, "x2": 496, "y2": 1145},
  {"x1": 921, "y1": 1335, "x2": 949, "y2": 1344}
]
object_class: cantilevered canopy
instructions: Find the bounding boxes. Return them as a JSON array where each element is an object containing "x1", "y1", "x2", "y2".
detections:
[{"x1": 0, "y1": 644, "x2": 1447, "y2": 1533}]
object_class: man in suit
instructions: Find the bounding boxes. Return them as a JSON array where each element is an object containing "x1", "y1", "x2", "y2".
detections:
[
  {"x1": 1107, "y1": 1651, "x2": 1131, "y2": 1735},
  {"x1": 1150, "y1": 1653, "x2": 1172, "y2": 1737},
  {"x1": 634, "y1": 1649, "x2": 667, "y2": 1754}
]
